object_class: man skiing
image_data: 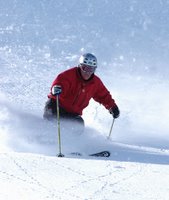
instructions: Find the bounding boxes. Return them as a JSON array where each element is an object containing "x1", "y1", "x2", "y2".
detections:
[{"x1": 43, "y1": 53, "x2": 120, "y2": 132}]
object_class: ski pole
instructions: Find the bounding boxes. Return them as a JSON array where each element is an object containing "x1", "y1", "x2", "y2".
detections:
[
  {"x1": 107, "y1": 118, "x2": 115, "y2": 139},
  {"x1": 56, "y1": 94, "x2": 64, "y2": 157}
]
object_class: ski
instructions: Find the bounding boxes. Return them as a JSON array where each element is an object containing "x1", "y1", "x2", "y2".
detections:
[
  {"x1": 89, "y1": 151, "x2": 111, "y2": 157},
  {"x1": 70, "y1": 151, "x2": 110, "y2": 158}
]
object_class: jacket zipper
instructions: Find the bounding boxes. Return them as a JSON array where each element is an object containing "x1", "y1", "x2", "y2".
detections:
[
  {"x1": 72, "y1": 89, "x2": 81, "y2": 105},
  {"x1": 72, "y1": 85, "x2": 83, "y2": 106}
]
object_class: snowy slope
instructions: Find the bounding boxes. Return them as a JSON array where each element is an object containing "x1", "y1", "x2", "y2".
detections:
[
  {"x1": 1, "y1": 0, "x2": 169, "y2": 199},
  {"x1": 1, "y1": 152, "x2": 169, "y2": 200}
]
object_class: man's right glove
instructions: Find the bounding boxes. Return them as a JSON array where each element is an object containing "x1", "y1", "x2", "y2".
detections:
[
  {"x1": 52, "y1": 85, "x2": 62, "y2": 96},
  {"x1": 109, "y1": 105, "x2": 120, "y2": 119}
]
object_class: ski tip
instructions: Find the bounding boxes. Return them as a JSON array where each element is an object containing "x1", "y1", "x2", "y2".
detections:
[
  {"x1": 70, "y1": 151, "x2": 111, "y2": 158},
  {"x1": 89, "y1": 151, "x2": 111, "y2": 157}
]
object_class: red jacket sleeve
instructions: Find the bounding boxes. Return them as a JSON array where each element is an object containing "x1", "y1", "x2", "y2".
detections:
[
  {"x1": 93, "y1": 77, "x2": 117, "y2": 110},
  {"x1": 48, "y1": 71, "x2": 71, "y2": 99}
]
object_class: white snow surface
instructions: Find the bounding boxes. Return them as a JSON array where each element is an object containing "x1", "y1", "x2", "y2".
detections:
[{"x1": 1, "y1": 1, "x2": 169, "y2": 199}]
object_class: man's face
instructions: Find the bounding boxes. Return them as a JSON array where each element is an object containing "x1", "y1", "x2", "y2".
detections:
[{"x1": 80, "y1": 64, "x2": 96, "y2": 80}]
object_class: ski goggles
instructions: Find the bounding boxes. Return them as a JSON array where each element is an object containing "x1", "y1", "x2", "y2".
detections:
[{"x1": 80, "y1": 64, "x2": 96, "y2": 74}]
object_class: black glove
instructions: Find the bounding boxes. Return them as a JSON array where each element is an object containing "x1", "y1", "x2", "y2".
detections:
[
  {"x1": 109, "y1": 106, "x2": 120, "y2": 118},
  {"x1": 52, "y1": 85, "x2": 62, "y2": 96}
]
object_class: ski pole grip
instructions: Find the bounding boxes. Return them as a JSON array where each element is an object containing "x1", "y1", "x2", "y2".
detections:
[{"x1": 52, "y1": 85, "x2": 62, "y2": 96}]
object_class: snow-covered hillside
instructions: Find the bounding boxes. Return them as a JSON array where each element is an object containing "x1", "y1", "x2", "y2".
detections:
[
  {"x1": 0, "y1": 1, "x2": 169, "y2": 199},
  {"x1": 1, "y1": 152, "x2": 169, "y2": 200}
]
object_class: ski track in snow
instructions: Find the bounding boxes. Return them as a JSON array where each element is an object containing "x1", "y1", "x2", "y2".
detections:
[{"x1": 1, "y1": 152, "x2": 169, "y2": 200}]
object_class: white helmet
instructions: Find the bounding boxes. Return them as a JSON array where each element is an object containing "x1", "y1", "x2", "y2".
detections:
[{"x1": 79, "y1": 53, "x2": 97, "y2": 67}]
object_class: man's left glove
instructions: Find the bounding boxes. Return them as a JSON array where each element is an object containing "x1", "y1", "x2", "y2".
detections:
[
  {"x1": 109, "y1": 105, "x2": 120, "y2": 119},
  {"x1": 52, "y1": 85, "x2": 62, "y2": 96}
]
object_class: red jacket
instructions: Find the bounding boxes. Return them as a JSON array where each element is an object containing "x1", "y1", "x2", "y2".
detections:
[{"x1": 48, "y1": 67, "x2": 117, "y2": 115}]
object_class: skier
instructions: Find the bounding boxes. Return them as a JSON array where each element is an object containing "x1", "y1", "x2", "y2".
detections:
[{"x1": 43, "y1": 53, "x2": 120, "y2": 132}]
